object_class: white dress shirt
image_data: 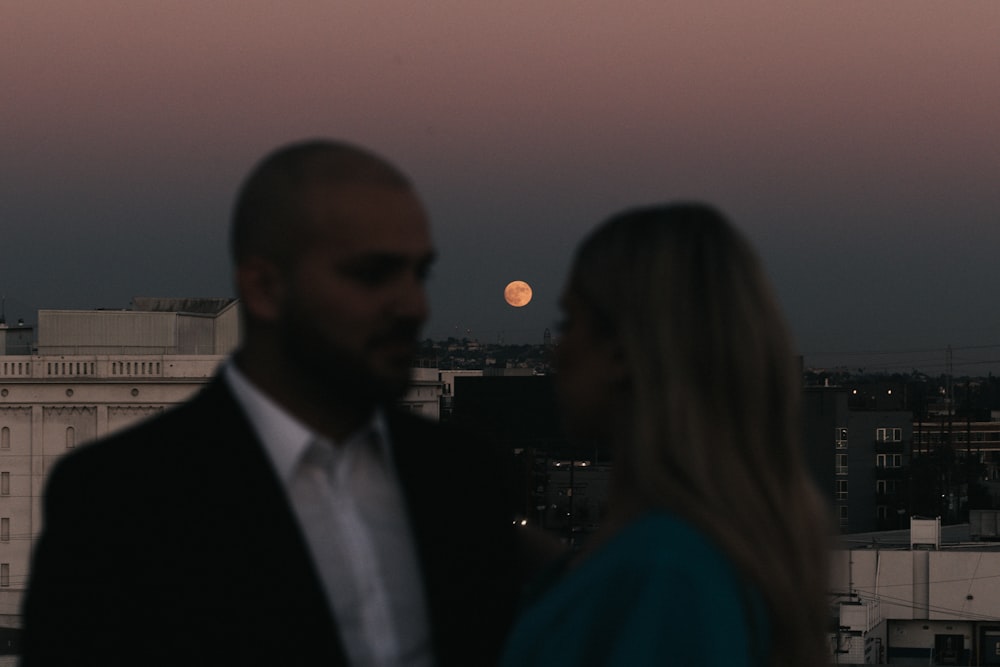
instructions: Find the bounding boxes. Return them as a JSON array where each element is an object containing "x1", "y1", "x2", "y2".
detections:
[{"x1": 224, "y1": 362, "x2": 434, "y2": 667}]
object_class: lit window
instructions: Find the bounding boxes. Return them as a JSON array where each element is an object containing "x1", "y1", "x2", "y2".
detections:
[{"x1": 876, "y1": 428, "x2": 902, "y2": 442}]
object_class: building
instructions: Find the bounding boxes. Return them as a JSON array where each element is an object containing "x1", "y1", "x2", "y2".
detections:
[
  {"x1": 804, "y1": 386, "x2": 852, "y2": 529},
  {"x1": 863, "y1": 410, "x2": 913, "y2": 531},
  {"x1": 438, "y1": 369, "x2": 483, "y2": 421},
  {"x1": 804, "y1": 386, "x2": 914, "y2": 533},
  {"x1": 0, "y1": 299, "x2": 241, "y2": 628},
  {"x1": 0, "y1": 323, "x2": 32, "y2": 357},
  {"x1": 402, "y1": 366, "x2": 444, "y2": 421},
  {"x1": 35, "y1": 297, "x2": 240, "y2": 356},
  {"x1": 913, "y1": 418, "x2": 1000, "y2": 512},
  {"x1": 831, "y1": 517, "x2": 1000, "y2": 665}
]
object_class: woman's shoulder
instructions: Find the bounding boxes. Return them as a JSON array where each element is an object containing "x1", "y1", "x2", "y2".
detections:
[
  {"x1": 558, "y1": 509, "x2": 753, "y2": 623},
  {"x1": 603, "y1": 511, "x2": 767, "y2": 657},
  {"x1": 605, "y1": 510, "x2": 737, "y2": 573},
  {"x1": 501, "y1": 510, "x2": 767, "y2": 666}
]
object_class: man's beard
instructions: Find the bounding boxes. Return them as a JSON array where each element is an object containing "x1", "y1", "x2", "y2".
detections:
[{"x1": 280, "y1": 320, "x2": 419, "y2": 407}]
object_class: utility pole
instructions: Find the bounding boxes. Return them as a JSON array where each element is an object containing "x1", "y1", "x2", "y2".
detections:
[{"x1": 946, "y1": 346, "x2": 955, "y2": 520}]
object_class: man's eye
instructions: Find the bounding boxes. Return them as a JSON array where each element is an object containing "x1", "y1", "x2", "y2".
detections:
[{"x1": 416, "y1": 264, "x2": 434, "y2": 283}]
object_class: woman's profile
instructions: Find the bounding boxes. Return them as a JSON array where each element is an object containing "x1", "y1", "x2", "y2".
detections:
[{"x1": 501, "y1": 203, "x2": 831, "y2": 666}]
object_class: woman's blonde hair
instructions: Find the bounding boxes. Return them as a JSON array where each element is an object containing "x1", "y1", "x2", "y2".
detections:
[{"x1": 569, "y1": 203, "x2": 830, "y2": 666}]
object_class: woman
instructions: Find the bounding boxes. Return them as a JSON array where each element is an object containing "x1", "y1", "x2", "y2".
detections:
[{"x1": 501, "y1": 203, "x2": 831, "y2": 666}]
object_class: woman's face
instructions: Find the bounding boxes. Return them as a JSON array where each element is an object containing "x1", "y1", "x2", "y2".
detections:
[{"x1": 554, "y1": 288, "x2": 624, "y2": 442}]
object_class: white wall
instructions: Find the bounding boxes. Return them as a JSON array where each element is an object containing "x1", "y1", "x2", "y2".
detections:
[
  {"x1": 0, "y1": 355, "x2": 222, "y2": 619},
  {"x1": 832, "y1": 547, "x2": 1000, "y2": 622}
]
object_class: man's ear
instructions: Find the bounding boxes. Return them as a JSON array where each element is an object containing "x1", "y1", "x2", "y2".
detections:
[{"x1": 236, "y1": 257, "x2": 285, "y2": 323}]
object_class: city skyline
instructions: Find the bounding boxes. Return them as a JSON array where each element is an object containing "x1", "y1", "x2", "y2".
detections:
[{"x1": 2, "y1": 2, "x2": 998, "y2": 374}]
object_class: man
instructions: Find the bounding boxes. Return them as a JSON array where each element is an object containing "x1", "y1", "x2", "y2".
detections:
[{"x1": 22, "y1": 140, "x2": 521, "y2": 665}]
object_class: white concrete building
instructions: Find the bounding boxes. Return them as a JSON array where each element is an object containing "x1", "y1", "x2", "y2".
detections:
[
  {"x1": 0, "y1": 299, "x2": 240, "y2": 627},
  {"x1": 832, "y1": 517, "x2": 1000, "y2": 664},
  {"x1": 402, "y1": 366, "x2": 444, "y2": 421}
]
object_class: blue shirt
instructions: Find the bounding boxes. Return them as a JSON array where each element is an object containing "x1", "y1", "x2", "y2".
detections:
[{"x1": 500, "y1": 511, "x2": 767, "y2": 666}]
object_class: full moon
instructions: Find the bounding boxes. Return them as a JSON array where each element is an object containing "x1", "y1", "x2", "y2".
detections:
[{"x1": 504, "y1": 280, "x2": 533, "y2": 307}]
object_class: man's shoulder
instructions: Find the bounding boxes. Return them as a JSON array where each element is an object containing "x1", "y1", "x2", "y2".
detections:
[{"x1": 46, "y1": 378, "x2": 241, "y2": 482}]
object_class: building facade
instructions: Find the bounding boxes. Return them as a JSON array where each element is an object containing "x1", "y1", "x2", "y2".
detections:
[
  {"x1": 804, "y1": 387, "x2": 914, "y2": 533},
  {"x1": 831, "y1": 518, "x2": 1000, "y2": 665},
  {"x1": 0, "y1": 299, "x2": 241, "y2": 626}
]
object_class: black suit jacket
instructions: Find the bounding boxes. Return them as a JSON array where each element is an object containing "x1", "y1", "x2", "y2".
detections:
[{"x1": 21, "y1": 377, "x2": 520, "y2": 666}]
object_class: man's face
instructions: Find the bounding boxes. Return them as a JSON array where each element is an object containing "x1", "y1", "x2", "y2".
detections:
[{"x1": 277, "y1": 181, "x2": 435, "y2": 403}]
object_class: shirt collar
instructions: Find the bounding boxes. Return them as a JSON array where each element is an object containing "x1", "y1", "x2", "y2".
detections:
[{"x1": 222, "y1": 359, "x2": 393, "y2": 483}]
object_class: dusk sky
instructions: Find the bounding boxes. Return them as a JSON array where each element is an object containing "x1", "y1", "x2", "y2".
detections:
[{"x1": 2, "y1": 2, "x2": 998, "y2": 374}]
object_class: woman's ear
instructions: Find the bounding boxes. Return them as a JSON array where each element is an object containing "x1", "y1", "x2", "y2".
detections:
[{"x1": 236, "y1": 257, "x2": 285, "y2": 323}]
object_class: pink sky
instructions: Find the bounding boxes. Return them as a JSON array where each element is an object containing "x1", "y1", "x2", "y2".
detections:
[{"x1": 3, "y1": 1, "x2": 999, "y2": 370}]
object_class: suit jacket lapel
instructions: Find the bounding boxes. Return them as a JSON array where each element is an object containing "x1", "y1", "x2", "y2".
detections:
[{"x1": 192, "y1": 378, "x2": 350, "y2": 665}]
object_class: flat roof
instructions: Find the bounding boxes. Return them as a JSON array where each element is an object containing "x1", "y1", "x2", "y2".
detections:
[{"x1": 836, "y1": 523, "x2": 1000, "y2": 551}]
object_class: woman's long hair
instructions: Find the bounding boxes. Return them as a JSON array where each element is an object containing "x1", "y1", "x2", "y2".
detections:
[{"x1": 569, "y1": 203, "x2": 831, "y2": 666}]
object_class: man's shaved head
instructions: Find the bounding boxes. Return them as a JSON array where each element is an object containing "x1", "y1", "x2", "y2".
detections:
[{"x1": 230, "y1": 139, "x2": 412, "y2": 268}]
